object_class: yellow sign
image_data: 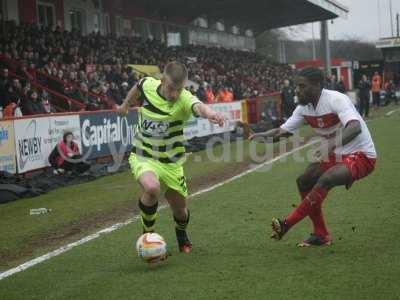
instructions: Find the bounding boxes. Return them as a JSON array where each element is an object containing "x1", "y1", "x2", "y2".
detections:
[
  {"x1": 0, "y1": 120, "x2": 16, "y2": 174},
  {"x1": 127, "y1": 64, "x2": 161, "y2": 77},
  {"x1": 241, "y1": 100, "x2": 248, "y2": 124}
]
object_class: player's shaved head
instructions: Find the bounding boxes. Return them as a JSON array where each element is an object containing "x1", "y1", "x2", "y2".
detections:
[
  {"x1": 296, "y1": 67, "x2": 325, "y2": 105},
  {"x1": 159, "y1": 61, "x2": 188, "y2": 101},
  {"x1": 163, "y1": 61, "x2": 188, "y2": 85}
]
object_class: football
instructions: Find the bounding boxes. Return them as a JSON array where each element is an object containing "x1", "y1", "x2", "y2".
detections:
[{"x1": 136, "y1": 233, "x2": 168, "y2": 263}]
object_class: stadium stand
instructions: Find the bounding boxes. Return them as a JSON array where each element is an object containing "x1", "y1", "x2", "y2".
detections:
[{"x1": 0, "y1": 23, "x2": 294, "y2": 116}]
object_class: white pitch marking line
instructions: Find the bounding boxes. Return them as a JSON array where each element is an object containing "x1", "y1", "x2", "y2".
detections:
[
  {"x1": 0, "y1": 140, "x2": 317, "y2": 281},
  {"x1": 386, "y1": 109, "x2": 399, "y2": 117}
]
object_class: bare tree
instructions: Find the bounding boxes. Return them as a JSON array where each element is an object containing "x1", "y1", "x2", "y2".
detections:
[
  {"x1": 256, "y1": 29, "x2": 284, "y2": 61},
  {"x1": 328, "y1": 37, "x2": 382, "y2": 61},
  {"x1": 256, "y1": 30, "x2": 382, "y2": 63}
]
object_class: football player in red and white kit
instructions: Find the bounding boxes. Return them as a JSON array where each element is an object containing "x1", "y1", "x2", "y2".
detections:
[{"x1": 250, "y1": 67, "x2": 377, "y2": 247}]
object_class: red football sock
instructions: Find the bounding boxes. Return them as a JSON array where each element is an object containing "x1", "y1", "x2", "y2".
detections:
[
  {"x1": 287, "y1": 187, "x2": 328, "y2": 228},
  {"x1": 310, "y1": 206, "x2": 329, "y2": 237},
  {"x1": 299, "y1": 190, "x2": 329, "y2": 237}
]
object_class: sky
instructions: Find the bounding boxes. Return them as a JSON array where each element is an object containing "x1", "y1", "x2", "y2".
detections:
[{"x1": 284, "y1": 0, "x2": 400, "y2": 42}]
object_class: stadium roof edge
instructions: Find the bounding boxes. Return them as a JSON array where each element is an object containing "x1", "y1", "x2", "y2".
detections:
[
  {"x1": 307, "y1": 0, "x2": 349, "y2": 19},
  {"x1": 239, "y1": 0, "x2": 349, "y2": 33},
  {"x1": 145, "y1": 0, "x2": 349, "y2": 34}
]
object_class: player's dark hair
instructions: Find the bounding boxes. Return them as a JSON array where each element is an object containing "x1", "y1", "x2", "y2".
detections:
[
  {"x1": 164, "y1": 61, "x2": 188, "y2": 84},
  {"x1": 298, "y1": 67, "x2": 324, "y2": 87}
]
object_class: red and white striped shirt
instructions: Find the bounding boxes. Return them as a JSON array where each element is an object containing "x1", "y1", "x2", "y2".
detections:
[{"x1": 281, "y1": 89, "x2": 377, "y2": 158}]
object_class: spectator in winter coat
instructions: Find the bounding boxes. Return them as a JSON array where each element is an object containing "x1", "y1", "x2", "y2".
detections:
[
  {"x1": 196, "y1": 83, "x2": 207, "y2": 102},
  {"x1": 336, "y1": 76, "x2": 346, "y2": 94},
  {"x1": 48, "y1": 131, "x2": 90, "y2": 175},
  {"x1": 206, "y1": 85, "x2": 215, "y2": 104},
  {"x1": 22, "y1": 90, "x2": 47, "y2": 115},
  {"x1": 3, "y1": 94, "x2": 23, "y2": 118},
  {"x1": 358, "y1": 74, "x2": 371, "y2": 118},
  {"x1": 281, "y1": 79, "x2": 296, "y2": 119},
  {"x1": 371, "y1": 72, "x2": 382, "y2": 110}
]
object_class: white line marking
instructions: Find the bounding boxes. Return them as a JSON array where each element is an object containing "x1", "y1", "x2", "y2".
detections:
[
  {"x1": 0, "y1": 141, "x2": 317, "y2": 281},
  {"x1": 386, "y1": 109, "x2": 399, "y2": 117}
]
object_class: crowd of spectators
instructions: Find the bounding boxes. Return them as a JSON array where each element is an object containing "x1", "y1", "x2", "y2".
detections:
[
  {"x1": 325, "y1": 74, "x2": 346, "y2": 93},
  {"x1": 0, "y1": 23, "x2": 294, "y2": 116},
  {"x1": 357, "y1": 72, "x2": 399, "y2": 119},
  {"x1": 0, "y1": 67, "x2": 52, "y2": 117}
]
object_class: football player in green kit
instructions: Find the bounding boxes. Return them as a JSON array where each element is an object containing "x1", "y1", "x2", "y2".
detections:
[{"x1": 119, "y1": 61, "x2": 225, "y2": 253}]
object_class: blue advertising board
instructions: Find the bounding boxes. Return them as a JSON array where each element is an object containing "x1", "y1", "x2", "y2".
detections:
[{"x1": 79, "y1": 111, "x2": 138, "y2": 160}]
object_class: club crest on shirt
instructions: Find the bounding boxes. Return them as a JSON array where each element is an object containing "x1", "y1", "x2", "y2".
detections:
[{"x1": 317, "y1": 118, "x2": 325, "y2": 128}]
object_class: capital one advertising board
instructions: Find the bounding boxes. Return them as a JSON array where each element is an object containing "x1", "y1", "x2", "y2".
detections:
[{"x1": 79, "y1": 111, "x2": 138, "y2": 159}]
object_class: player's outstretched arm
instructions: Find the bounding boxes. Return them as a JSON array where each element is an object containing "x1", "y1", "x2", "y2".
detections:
[
  {"x1": 192, "y1": 102, "x2": 226, "y2": 127},
  {"x1": 250, "y1": 105, "x2": 303, "y2": 142},
  {"x1": 249, "y1": 128, "x2": 292, "y2": 143},
  {"x1": 117, "y1": 84, "x2": 141, "y2": 116}
]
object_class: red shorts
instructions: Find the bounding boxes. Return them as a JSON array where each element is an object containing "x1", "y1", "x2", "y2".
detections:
[{"x1": 320, "y1": 152, "x2": 376, "y2": 187}]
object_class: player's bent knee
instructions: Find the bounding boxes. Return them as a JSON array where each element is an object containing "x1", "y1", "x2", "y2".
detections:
[
  {"x1": 297, "y1": 175, "x2": 312, "y2": 191},
  {"x1": 316, "y1": 174, "x2": 334, "y2": 190},
  {"x1": 296, "y1": 176, "x2": 305, "y2": 189},
  {"x1": 143, "y1": 181, "x2": 161, "y2": 198}
]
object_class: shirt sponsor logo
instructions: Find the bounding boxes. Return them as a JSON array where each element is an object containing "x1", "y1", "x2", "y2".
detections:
[{"x1": 141, "y1": 119, "x2": 170, "y2": 136}]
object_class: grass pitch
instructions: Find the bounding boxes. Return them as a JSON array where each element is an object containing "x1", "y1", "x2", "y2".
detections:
[{"x1": 0, "y1": 109, "x2": 399, "y2": 299}]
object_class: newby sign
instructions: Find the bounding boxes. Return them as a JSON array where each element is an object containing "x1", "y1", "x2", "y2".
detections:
[
  {"x1": 14, "y1": 115, "x2": 81, "y2": 173},
  {"x1": 14, "y1": 117, "x2": 50, "y2": 173}
]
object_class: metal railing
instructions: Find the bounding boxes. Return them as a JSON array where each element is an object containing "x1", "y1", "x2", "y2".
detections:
[
  {"x1": 35, "y1": 70, "x2": 116, "y2": 109},
  {"x1": 0, "y1": 55, "x2": 116, "y2": 110},
  {"x1": 7, "y1": 70, "x2": 86, "y2": 112}
]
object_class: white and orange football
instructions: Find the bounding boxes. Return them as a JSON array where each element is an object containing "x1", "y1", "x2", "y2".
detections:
[{"x1": 136, "y1": 233, "x2": 168, "y2": 263}]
